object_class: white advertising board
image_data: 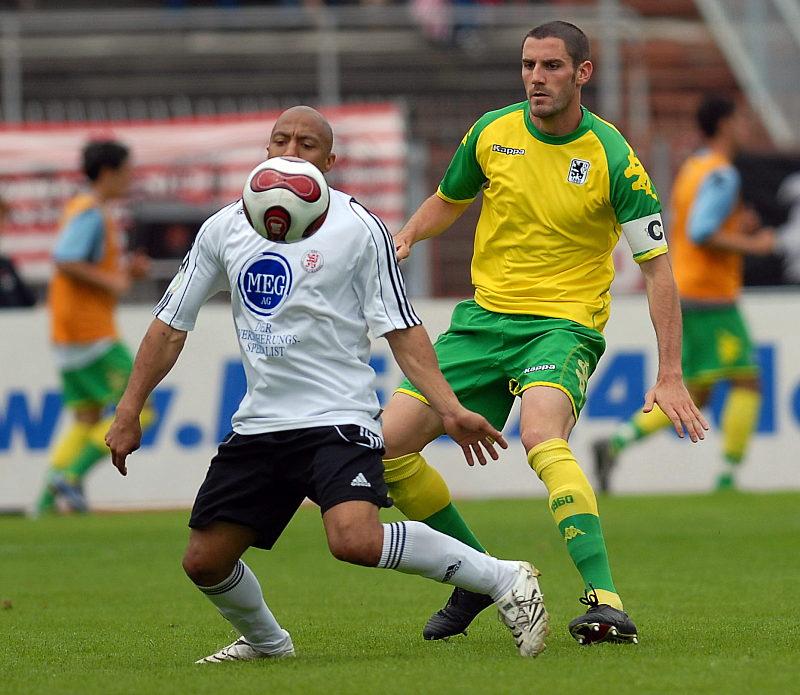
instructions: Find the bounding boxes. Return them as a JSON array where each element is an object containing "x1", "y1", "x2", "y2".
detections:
[{"x1": 1, "y1": 293, "x2": 798, "y2": 512}]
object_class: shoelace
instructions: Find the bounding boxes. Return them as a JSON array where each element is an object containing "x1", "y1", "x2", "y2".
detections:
[
  {"x1": 579, "y1": 583, "x2": 600, "y2": 610},
  {"x1": 511, "y1": 587, "x2": 543, "y2": 620}
]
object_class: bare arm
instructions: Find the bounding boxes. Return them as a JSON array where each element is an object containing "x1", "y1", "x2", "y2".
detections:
[
  {"x1": 105, "y1": 318, "x2": 188, "y2": 475},
  {"x1": 384, "y1": 324, "x2": 507, "y2": 465},
  {"x1": 639, "y1": 253, "x2": 709, "y2": 442},
  {"x1": 56, "y1": 250, "x2": 150, "y2": 297},
  {"x1": 394, "y1": 194, "x2": 471, "y2": 261},
  {"x1": 702, "y1": 227, "x2": 775, "y2": 256},
  {"x1": 56, "y1": 260, "x2": 131, "y2": 296}
]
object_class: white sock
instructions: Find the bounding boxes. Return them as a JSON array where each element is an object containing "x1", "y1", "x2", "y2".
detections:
[
  {"x1": 196, "y1": 560, "x2": 290, "y2": 653},
  {"x1": 377, "y1": 521, "x2": 517, "y2": 601}
]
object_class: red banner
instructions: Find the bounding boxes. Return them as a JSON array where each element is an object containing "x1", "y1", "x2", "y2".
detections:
[{"x1": 0, "y1": 103, "x2": 407, "y2": 280}]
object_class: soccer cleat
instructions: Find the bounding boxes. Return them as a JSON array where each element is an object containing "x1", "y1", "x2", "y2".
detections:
[
  {"x1": 422, "y1": 588, "x2": 494, "y2": 640},
  {"x1": 715, "y1": 471, "x2": 736, "y2": 492},
  {"x1": 195, "y1": 633, "x2": 295, "y2": 663},
  {"x1": 495, "y1": 561, "x2": 549, "y2": 657},
  {"x1": 568, "y1": 586, "x2": 639, "y2": 646},
  {"x1": 592, "y1": 439, "x2": 618, "y2": 494},
  {"x1": 50, "y1": 474, "x2": 88, "y2": 513}
]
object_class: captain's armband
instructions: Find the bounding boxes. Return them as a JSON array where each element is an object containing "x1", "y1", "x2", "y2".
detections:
[{"x1": 621, "y1": 212, "x2": 669, "y2": 263}]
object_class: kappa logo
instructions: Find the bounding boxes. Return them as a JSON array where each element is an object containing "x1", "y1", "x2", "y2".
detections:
[
  {"x1": 624, "y1": 147, "x2": 658, "y2": 200},
  {"x1": 442, "y1": 561, "x2": 462, "y2": 582},
  {"x1": 575, "y1": 358, "x2": 590, "y2": 398},
  {"x1": 563, "y1": 526, "x2": 586, "y2": 542},
  {"x1": 492, "y1": 144, "x2": 526, "y2": 156},
  {"x1": 350, "y1": 472, "x2": 371, "y2": 488},
  {"x1": 567, "y1": 158, "x2": 591, "y2": 185},
  {"x1": 523, "y1": 363, "x2": 556, "y2": 374}
]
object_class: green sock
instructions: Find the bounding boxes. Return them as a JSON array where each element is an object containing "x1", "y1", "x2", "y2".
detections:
[
  {"x1": 64, "y1": 441, "x2": 107, "y2": 483},
  {"x1": 422, "y1": 503, "x2": 487, "y2": 553},
  {"x1": 559, "y1": 513, "x2": 617, "y2": 595},
  {"x1": 36, "y1": 482, "x2": 57, "y2": 515},
  {"x1": 610, "y1": 405, "x2": 674, "y2": 455}
]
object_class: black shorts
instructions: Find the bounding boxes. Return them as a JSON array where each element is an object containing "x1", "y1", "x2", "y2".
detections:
[{"x1": 189, "y1": 425, "x2": 392, "y2": 550}]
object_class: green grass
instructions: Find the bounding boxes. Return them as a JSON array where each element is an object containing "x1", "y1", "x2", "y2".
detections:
[{"x1": 2, "y1": 493, "x2": 799, "y2": 695}]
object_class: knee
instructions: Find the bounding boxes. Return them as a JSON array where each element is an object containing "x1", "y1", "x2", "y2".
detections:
[
  {"x1": 326, "y1": 523, "x2": 382, "y2": 567},
  {"x1": 182, "y1": 547, "x2": 232, "y2": 587},
  {"x1": 520, "y1": 425, "x2": 554, "y2": 454}
]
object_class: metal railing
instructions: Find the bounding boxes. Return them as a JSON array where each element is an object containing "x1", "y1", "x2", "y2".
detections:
[
  {"x1": 0, "y1": 3, "x2": 648, "y2": 134},
  {"x1": 695, "y1": 0, "x2": 800, "y2": 149}
]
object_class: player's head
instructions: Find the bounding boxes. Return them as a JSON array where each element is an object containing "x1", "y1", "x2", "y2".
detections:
[
  {"x1": 696, "y1": 95, "x2": 746, "y2": 147},
  {"x1": 82, "y1": 140, "x2": 132, "y2": 199},
  {"x1": 267, "y1": 106, "x2": 336, "y2": 174},
  {"x1": 521, "y1": 21, "x2": 593, "y2": 121}
]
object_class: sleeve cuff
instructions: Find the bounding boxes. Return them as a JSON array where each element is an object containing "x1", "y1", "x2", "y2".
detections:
[
  {"x1": 436, "y1": 188, "x2": 476, "y2": 205},
  {"x1": 633, "y1": 246, "x2": 669, "y2": 264}
]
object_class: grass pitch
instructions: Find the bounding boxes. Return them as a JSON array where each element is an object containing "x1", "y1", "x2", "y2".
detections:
[{"x1": 2, "y1": 493, "x2": 799, "y2": 695}]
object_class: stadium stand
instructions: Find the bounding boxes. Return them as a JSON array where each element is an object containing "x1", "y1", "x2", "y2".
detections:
[{"x1": 0, "y1": 2, "x2": 784, "y2": 295}]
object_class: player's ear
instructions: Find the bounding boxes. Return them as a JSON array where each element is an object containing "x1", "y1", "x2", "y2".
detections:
[
  {"x1": 576, "y1": 60, "x2": 593, "y2": 86},
  {"x1": 322, "y1": 152, "x2": 336, "y2": 174}
]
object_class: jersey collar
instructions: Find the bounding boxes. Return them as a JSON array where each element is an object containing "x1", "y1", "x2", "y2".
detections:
[{"x1": 523, "y1": 105, "x2": 592, "y2": 144}]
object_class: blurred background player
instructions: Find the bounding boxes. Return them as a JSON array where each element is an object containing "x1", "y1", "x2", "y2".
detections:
[
  {"x1": 0, "y1": 196, "x2": 36, "y2": 309},
  {"x1": 36, "y1": 140, "x2": 153, "y2": 515},
  {"x1": 382, "y1": 21, "x2": 707, "y2": 647},
  {"x1": 594, "y1": 96, "x2": 775, "y2": 493}
]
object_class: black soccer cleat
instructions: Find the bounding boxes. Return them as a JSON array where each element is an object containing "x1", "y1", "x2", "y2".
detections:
[
  {"x1": 568, "y1": 586, "x2": 639, "y2": 645},
  {"x1": 423, "y1": 588, "x2": 494, "y2": 640},
  {"x1": 592, "y1": 439, "x2": 618, "y2": 494}
]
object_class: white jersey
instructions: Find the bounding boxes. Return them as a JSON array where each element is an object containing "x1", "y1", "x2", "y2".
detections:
[{"x1": 154, "y1": 188, "x2": 421, "y2": 437}]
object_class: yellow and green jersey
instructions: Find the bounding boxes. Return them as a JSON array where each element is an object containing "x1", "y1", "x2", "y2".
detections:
[{"x1": 438, "y1": 102, "x2": 667, "y2": 332}]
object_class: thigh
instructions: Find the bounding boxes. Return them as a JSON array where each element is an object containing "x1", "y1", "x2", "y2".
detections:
[
  {"x1": 61, "y1": 342, "x2": 133, "y2": 408},
  {"x1": 683, "y1": 306, "x2": 759, "y2": 385},
  {"x1": 520, "y1": 384, "x2": 577, "y2": 447},
  {"x1": 101, "y1": 342, "x2": 135, "y2": 403},
  {"x1": 394, "y1": 300, "x2": 516, "y2": 430},
  {"x1": 381, "y1": 392, "x2": 444, "y2": 458},
  {"x1": 189, "y1": 432, "x2": 306, "y2": 550},
  {"x1": 308, "y1": 425, "x2": 392, "y2": 515},
  {"x1": 507, "y1": 318, "x2": 606, "y2": 421}
]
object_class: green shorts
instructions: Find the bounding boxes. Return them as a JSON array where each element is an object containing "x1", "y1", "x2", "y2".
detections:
[
  {"x1": 61, "y1": 342, "x2": 134, "y2": 408},
  {"x1": 396, "y1": 300, "x2": 606, "y2": 428},
  {"x1": 682, "y1": 304, "x2": 758, "y2": 384}
]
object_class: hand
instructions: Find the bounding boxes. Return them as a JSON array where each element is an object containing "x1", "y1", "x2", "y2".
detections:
[
  {"x1": 393, "y1": 232, "x2": 413, "y2": 261},
  {"x1": 643, "y1": 375, "x2": 709, "y2": 442},
  {"x1": 105, "y1": 410, "x2": 143, "y2": 476},
  {"x1": 740, "y1": 207, "x2": 762, "y2": 235},
  {"x1": 750, "y1": 228, "x2": 776, "y2": 256},
  {"x1": 108, "y1": 274, "x2": 133, "y2": 296},
  {"x1": 440, "y1": 406, "x2": 508, "y2": 466},
  {"x1": 128, "y1": 250, "x2": 151, "y2": 280}
]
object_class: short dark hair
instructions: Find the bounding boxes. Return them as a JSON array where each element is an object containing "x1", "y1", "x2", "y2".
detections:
[
  {"x1": 524, "y1": 21, "x2": 591, "y2": 68},
  {"x1": 82, "y1": 140, "x2": 129, "y2": 181},
  {"x1": 696, "y1": 96, "x2": 736, "y2": 138}
]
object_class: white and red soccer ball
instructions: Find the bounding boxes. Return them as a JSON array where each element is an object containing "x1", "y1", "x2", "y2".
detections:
[{"x1": 242, "y1": 156, "x2": 330, "y2": 243}]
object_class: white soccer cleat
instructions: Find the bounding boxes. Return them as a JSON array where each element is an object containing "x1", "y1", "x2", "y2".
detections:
[
  {"x1": 495, "y1": 561, "x2": 549, "y2": 657},
  {"x1": 195, "y1": 632, "x2": 295, "y2": 663}
]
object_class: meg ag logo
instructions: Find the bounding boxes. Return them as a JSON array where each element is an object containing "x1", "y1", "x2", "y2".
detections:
[{"x1": 237, "y1": 252, "x2": 293, "y2": 317}]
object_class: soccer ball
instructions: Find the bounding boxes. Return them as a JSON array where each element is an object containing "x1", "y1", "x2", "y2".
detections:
[{"x1": 242, "y1": 156, "x2": 330, "y2": 243}]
